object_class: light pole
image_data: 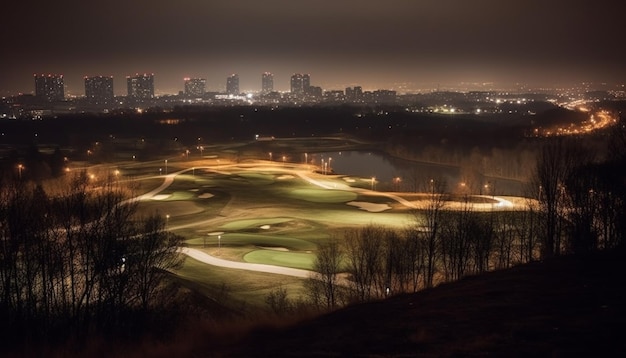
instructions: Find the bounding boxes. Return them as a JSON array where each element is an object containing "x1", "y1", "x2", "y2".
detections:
[
  {"x1": 269, "y1": 152, "x2": 272, "y2": 161},
  {"x1": 218, "y1": 235, "x2": 221, "y2": 254},
  {"x1": 165, "y1": 159, "x2": 168, "y2": 175},
  {"x1": 304, "y1": 152, "x2": 308, "y2": 165},
  {"x1": 166, "y1": 214, "x2": 170, "y2": 228},
  {"x1": 394, "y1": 177, "x2": 401, "y2": 191},
  {"x1": 282, "y1": 155, "x2": 286, "y2": 165},
  {"x1": 17, "y1": 164, "x2": 23, "y2": 179},
  {"x1": 371, "y1": 177, "x2": 375, "y2": 190},
  {"x1": 328, "y1": 157, "x2": 332, "y2": 173}
]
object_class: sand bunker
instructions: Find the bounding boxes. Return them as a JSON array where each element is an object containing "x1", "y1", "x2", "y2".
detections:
[
  {"x1": 207, "y1": 231, "x2": 224, "y2": 236},
  {"x1": 260, "y1": 225, "x2": 271, "y2": 230},
  {"x1": 343, "y1": 177, "x2": 356, "y2": 183},
  {"x1": 277, "y1": 175, "x2": 295, "y2": 180},
  {"x1": 189, "y1": 189, "x2": 199, "y2": 192},
  {"x1": 151, "y1": 194, "x2": 171, "y2": 200},
  {"x1": 198, "y1": 193, "x2": 214, "y2": 199},
  {"x1": 347, "y1": 201, "x2": 391, "y2": 212}
]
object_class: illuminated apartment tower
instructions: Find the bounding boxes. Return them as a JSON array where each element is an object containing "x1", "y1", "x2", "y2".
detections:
[
  {"x1": 226, "y1": 74, "x2": 239, "y2": 95},
  {"x1": 261, "y1": 72, "x2": 274, "y2": 93},
  {"x1": 345, "y1": 86, "x2": 363, "y2": 102},
  {"x1": 84, "y1": 76, "x2": 114, "y2": 104},
  {"x1": 34, "y1": 74, "x2": 65, "y2": 102},
  {"x1": 126, "y1": 73, "x2": 155, "y2": 99},
  {"x1": 290, "y1": 73, "x2": 310, "y2": 95},
  {"x1": 184, "y1": 77, "x2": 206, "y2": 98}
]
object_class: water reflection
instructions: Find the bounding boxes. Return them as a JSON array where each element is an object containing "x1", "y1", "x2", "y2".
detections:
[{"x1": 317, "y1": 151, "x2": 523, "y2": 196}]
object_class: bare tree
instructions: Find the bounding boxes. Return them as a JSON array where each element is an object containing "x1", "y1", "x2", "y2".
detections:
[
  {"x1": 265, "y1": 285, "x2": 292, "y2": 315},
  {"x1": 0, "y1": 171, "x2": 185, "y2": 342},
  {"x1": 127, "y1": 214, "x2": 185, "y2": 311},
  {"x1": 440, "y1": 198, "x2": 473, "y2": 282},
  {"x1": 531, "y1": 138, "x2": 588, "y2": 258},
  {"x1": 417, "y1": 178, "x2": 446, "y2": 288},
  {"x1": 308, "y1": 239, "x2": 343, "y2": 309},
  {"x1": 344, "y1": 225, "x2": 385, "y2": 302}
]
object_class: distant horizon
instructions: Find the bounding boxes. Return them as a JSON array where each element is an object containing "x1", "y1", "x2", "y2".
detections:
[
  {"x1": 4, "y1": 1, "x2": 625, "y2": 97},
  {"x1": 5, "y1": 70, "x2": 626, "y2": 98}
]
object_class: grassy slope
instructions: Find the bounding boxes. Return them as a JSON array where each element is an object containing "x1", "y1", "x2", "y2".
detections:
[{"x1": 231, "y1": 249, "x2": 626, "y2": 357}]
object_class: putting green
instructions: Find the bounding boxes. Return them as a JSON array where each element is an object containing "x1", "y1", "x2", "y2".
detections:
[
  {"x1": 288, "y1": 188, "x2": 357, "y2": 203},
  {"x1": 243, "y1": 250, "x2": 315, "y2": 270},
  {"x1": 216, "y1": 233, "x2": 316, "y2": 251}
]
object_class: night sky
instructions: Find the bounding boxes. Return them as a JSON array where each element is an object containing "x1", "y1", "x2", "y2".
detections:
[{"x1": 3, "y1": 0, "x2": 625, "y2": 96}]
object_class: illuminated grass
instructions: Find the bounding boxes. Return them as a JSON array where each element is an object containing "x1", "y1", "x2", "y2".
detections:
[
  {"x1": 287, "y1": 188, "x2": 358, "y2": 203},
  {"x1": 236, "y1": 172, "x2": 275, "y2": 185},
  {"x1": 243, "y1": 250, "x2": 316, "y2": 270},
  {"x1": 220, "y1": 217, "x2": 294, "y2": 230},
  {"x1": 213, "y1": 233, "x2": 316, "y2": 251}
]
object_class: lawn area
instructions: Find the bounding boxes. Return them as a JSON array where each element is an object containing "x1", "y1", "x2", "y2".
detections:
[
  {"x1": 175, "y1": 257, "x2": 308, "y2": 311},
  {"x1": 210, "y1": 232, "x2": 317, "y2": 251},
  {"x1": 287, "y1": 188, "x2": 358, "y2": 203},
  {"x1": 220, "y1": 217, "x2": 295, "y2": 230},
  {"x1": 243, "y1": 250, "x2": 316, "y2": 270},
  {"x1": 128, "y1": 157, "x2": 431, "y2": 311}
]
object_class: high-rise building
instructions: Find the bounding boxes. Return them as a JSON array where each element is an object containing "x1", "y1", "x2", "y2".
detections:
[
  {"x1": 226, "y1": 74, "x2": 239, "y2": 95},
  {"x1": 126, "y1": 73, "x2": 155, "y2": 99},
  {"x1": 303, "y1": 74, "x2": 310, "y2": 90},
  {"x1": 84, "y1": 76, "x2": 114, "y2": 104},
  {"x1": 345, "y1": 86, "x2": 363, "y2": 102},
  {"x1": 184, "y1": 77, "x2": 206, "y2": 98},
  {"x1": 262, "y1": 72, "x2": 274, "y2": 93},
  {"x1": 34, "y1": 74, "x2": 64, "y2": 102},
  {"x1": 290, "y1": 73, "x2": 311, "y2": 95},
  {"x1": 372, "y1": 90, "x2": 397, "y2": 104}
]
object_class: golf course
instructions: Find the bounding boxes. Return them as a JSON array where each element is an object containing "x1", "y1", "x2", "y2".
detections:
[{"x1": 101, "y1": 142, "x2": 527, "y2": 310}]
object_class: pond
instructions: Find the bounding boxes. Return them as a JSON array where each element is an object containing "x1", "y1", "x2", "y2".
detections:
[{"x1": 315, "y1": 151, "x2": 524, "y2": 196}]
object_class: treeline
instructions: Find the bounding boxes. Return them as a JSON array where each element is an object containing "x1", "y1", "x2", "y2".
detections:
[
  {"x1": 303, "y1": 208, "x2": 540, "y2": 310},
  {"x1": 301, "y1": 118, "x2": 626, "y2": 311},
  {"x1": 0, "y1": 172, "x2": 184, "y2": 348}
]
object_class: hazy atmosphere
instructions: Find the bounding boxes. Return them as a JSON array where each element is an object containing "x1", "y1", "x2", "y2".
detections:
[
  {"x1": 1, "y1": 1, "x2": 625, "y2": 356},
  {"x1": 3, "y1": 0, "x2": 626, "y2": 95}
]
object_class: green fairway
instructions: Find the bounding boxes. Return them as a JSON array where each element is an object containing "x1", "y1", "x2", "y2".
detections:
[
  {"x1": 220, "y1": 217, "x2": 295, "y2": 230},
  {"x1": 212, "y1": 232, "x2": 317, "y2": 251},
  {"x1": 243, "y1": 250, "x2": 316, "y2": 270},
  {"x1": 287, "y1": 188, "x2": 357, "y2": 203},
  {"x1": 126, "y1": 155, "x2": 432, "y2": 311},
  {"x1": 235, "y1": 172, "x2": 276, "y2": 185}
]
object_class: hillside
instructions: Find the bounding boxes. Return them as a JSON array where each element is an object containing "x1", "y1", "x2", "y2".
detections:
[{"x1": 231, "y1": 249, "x2": 625, "y2": 357}]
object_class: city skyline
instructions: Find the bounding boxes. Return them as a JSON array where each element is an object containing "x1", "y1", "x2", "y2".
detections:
[
  {"x1": 2, "y1": 1, "x2": 626, "y2": 96},
  {"x1": 13, "y1": 69, "x2": 626, "y2": 100}
]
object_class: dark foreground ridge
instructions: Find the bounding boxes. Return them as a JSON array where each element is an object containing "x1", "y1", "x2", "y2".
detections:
[{"x1": 233, "y1": 249, "x2": 625, "y2": 357}]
